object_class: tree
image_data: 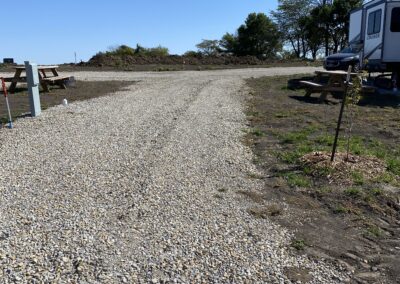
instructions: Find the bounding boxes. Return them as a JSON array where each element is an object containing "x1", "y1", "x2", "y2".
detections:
[
  {"x1": 300, "y1": 14, "x2": 323, "y2": 60},
  {"x1": 219, "y1": 33, "x2": 238, "y2": 54},
  {"x1": 196, "y1": 39, "x2": 221, "y2": 56},
  {"x1": 236, "y1": 13, "x2": 281, "y2": 58},
  {"x1": 272, "y1": 0, "x2": 313, "y2": 58}
]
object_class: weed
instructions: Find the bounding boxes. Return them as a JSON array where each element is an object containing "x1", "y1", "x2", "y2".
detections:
[
  {"x1": 291, "y1": 239, "x2": 306, "y2": 251},
  {"x1": 387, "y1": 158, "x2": 400, "y2": 176},
  {"x1": 246, "y1": 111, "x2": 260, "y2": 117},
  {"x1": 248, "y1": 172, "x2": 264, "y2": 179},
  {"x1": 369, "y1": 188, "x2": 383, "y2": 196},
  {"x1": 373, "y1": 172, "x2": 395, "y2": 184},
  {"x1": 237, "y1": 190, "x2": 265, "y2": 203},
  {"x1": 333, "y1": 205, "x2": 350, "y2": 214},
  {"x1": 251, "y1": 128, "x2": 265, "y2": 137},
  {"x1": 365, "y1": 225, "x2": 383, "y2": 238},
  {"x1": 274, "y1": 111, "x2": 291, "y2": 118},
  {"x1": 284, "y1": 173, "x2": 311, "y2": 188},
  {"x1": 351, "y1": 171, "x2": 365, "y2": 186},
  {"x1": 344, "y1": 188, "x2": 362, "y2": 198},
  {"x1": 218, "y1": 188, "x2": 228, "y2": 193},
  {"x1": 267, "y1": 204, "x2": 282, "y2": 216},
  {"x1": 248, "y1": 207, "x2": 269, "y2": 219},
  {"x1": 248, "y1": 204, "x2": 282, "y2": 219}
]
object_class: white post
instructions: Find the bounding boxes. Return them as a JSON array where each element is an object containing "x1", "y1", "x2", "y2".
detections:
[{"x1": 25, "y1": 61, "x2": 41, "y2": 117}]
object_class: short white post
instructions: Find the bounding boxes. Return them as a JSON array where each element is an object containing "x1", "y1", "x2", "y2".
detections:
[{"x1": 25, "y1": 61, "x2": 41, "y2": 117}]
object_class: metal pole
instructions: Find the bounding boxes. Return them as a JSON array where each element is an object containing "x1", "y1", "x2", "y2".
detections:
[
  {"x1": 25, "y1": 61, "x2": 41, "y2": 117},
  {"x1": 331, "y1": 66, "x2": 352, "y2": 162},
  {"x1": 1, "y1": 78, "x2": 13, "y2": 129}
]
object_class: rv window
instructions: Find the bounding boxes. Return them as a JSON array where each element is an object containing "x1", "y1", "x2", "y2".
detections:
[
  {"x1": 391, "y1": 8, "x2": 400, "y2": 32},
  {"x1": 367, "y1": 9, "x2": 382, "y2": 35}
]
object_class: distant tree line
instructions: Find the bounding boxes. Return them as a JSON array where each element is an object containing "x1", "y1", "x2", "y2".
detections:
[
  {"x1": 104, "y1": 44, "x2": 169, "y2": 57},
  {"x1": 194, "y1": 0, "x2": 362, "y2": 60},
  {"x1": 99, "y1": 0, "x2": 362, "y2": 62}
]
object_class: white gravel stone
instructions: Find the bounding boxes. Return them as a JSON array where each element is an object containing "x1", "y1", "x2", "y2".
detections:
[{"x1": 0, "y1": 67, "x2": 349, "y2": 283}]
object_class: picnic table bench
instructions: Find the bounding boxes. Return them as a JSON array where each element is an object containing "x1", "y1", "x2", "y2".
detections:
[
  {"x1": 4, "y1": 65, "x2": 69, "y2": 93},
  {"x1": 300, "y1": 70, "x2": 375, "y2": 101}
]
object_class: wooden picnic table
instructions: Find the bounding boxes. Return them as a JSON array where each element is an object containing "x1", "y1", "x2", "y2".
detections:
[
  {"x1": 300, "y1": 70, "x2": 375, "y2": 101},
  {"x1": 4, "y1": 65, "x2": 70, "y2": 93}
]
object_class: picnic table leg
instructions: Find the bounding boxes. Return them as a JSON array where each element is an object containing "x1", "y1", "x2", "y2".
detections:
[
  {"x1": 319, "y1": 91, "x2": 328, "y2": 102},
  {"x1": 304, "y1": 73, "x2": 322, "y2": 98},
  {"x1": 51, "y1": 68, "x2": 67, "y2": 89},
  {"x1": 37, "y1": 73, "x2": 50, "y2": 92},
  {"x1": 41, "y1": 81, "x2": 50, "y2": 92},
  {"x1": 9, "y1": 69, "x2": 23, "y2": 93}
]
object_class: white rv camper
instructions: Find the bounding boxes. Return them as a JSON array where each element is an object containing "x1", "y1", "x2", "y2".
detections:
[{"x1": 350, "y1": 0, "x2": 400, "y2": 72}]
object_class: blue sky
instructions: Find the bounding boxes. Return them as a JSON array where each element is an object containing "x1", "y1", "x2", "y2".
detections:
[{"x1": 0, "y1": 1, "x2": 278, "y2": 64}]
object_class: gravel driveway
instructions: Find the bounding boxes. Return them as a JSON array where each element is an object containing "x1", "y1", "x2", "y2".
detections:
[{"x1": 0, "y1": 67, "x2": 349, "y2": 283}]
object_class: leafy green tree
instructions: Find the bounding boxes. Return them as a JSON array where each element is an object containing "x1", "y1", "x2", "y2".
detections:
[
  {"x1": 272, "y1": 0, "x2": 312, "y2": 58},
  {"x1": 236, "y1": 13, "x2": 281, "y2": 58},
  {"x1": 219, "y1": 33, "x2": 238, "y2": 54},
  {"x1": 196, "y1": 39, "x2": 221, "y2": 56},
  {"x1": 299, "y1": 14, "x2": 324, "y2": 60},
  {"x1": 145, "y1": 45, "x2": 169, "y2": 57}
]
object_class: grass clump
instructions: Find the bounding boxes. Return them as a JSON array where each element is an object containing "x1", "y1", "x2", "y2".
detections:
[
  {"x1": 291, "y1": 239, "x2": 306, "y2": 251},
  {"x1": 251, "y1": 128, "x2": 265, "y2": 137},
  {"x1": 333, "y1": 205, "x2": 351, "y2": 214},
  {"x1": 351, "y1": 171, "x2": 365, "y2": 186},
  {"x1": 365, "y1": 225, "x2": 383, "y2": 238},
  {"x1": 284, "y1": 173, "x2": 311, "y2": 188},
  {"x1": 344, "y1": 188, "x2": 362, "y2": 198}
]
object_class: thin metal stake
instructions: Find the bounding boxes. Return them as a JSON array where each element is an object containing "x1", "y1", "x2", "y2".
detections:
[
  {"x1": 331, "y1": 66, "x2": 352, "y2": 162},
  {"x1": 1, "y1": 78, "x2": 13, "y2": 129}
]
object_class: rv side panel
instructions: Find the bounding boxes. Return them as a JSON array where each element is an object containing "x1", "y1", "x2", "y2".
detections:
[
  {"x1": 349, "y1": 9, "x2": 363, "y2": 43},
  {"x1": 382, "y1": 2, "x2": 400, "y2": 62},
  {"x1": 363, "y1": 2, "x2": 386, "y2": 65}
]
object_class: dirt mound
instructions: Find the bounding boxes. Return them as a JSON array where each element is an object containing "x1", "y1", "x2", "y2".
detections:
[
  {"x1": 301, "y1": 151, "x2": 387, "y2": 185},
  {"x1": 85, "y1": 53, "x2": 269, "y2": 67}
]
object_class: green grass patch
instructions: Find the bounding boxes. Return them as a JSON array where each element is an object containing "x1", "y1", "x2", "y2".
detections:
[
  {"x1": 284, "y1": 173, "x2": 312, "y2": 188},
  {"x1": 251, "y1": 128, "x2": 265, "y2": 137},
  {"x1": 291, "y1": 239, "x2": 306, "y2": 251},
  {"x1": 351, "y1": 171, "x2": 365, "y2": 186},
  {"x1": 387, "y1": 158, "x2": 400, "y2": 176},
  {"x1": 333, "y1": 205, "x2": 351, "y2": 214},
  {"x1": 344, "y1": 188, "x2": 362, "y2": 198},
  {"x1": 365, "y1": 225, "x2": 383, "y2": 238}
]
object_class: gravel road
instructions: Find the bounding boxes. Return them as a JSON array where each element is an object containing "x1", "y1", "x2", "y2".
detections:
[{"x1": 0, "y1": 67, "x2": 349, "y2": 283}]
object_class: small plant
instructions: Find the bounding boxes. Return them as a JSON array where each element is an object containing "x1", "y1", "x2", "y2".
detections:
[
  {"x1": 373, "y1": 172, "x2": 395, "y2": 184},
  {"x1": 333, "y1": 205, "x2": 350, "y2": 214},
  {"x1": 248, "y1": 172, "x2": 264, "y2": 179},
  {"x1": 251, "y1": 128, "x2": 265, "y2": 137},
  {"x1": 387, "y1": 158, "x2": 400, "y2": 176},
  {"x1": 218, "y1": 188, "x2": 228, "y2": 193},
  {"x1": 284, "y1": 173, "x2": 311, "y2": 188},
  {"x1": 248, "y1": 207, "x2": 269, "y2": 219},
  {"x1": 291, "y1": 239, "x2": 306, "y2": 251},
  {"x1": 351, "y1": 171, "x2": 365, "y2": 185},
  {"x1": 365, "y1": 225, "x2": 383, "y2": 238},
  {"x1": 344, "y1": 73, "x2": 363, "y2": 160},
  {"x1": 344, "y1": 187, "x2": 362, "y2": 198}
]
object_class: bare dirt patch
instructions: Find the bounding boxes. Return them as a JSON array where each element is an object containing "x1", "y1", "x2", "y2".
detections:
[{"x1": 245, "y1": 75, "x2": 400, "y2": 284}]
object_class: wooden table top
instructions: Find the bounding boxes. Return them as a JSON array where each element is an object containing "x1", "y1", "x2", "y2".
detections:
[
  {"x1": 14, "y1": 65, "x2": 59, "y2": 70},
  {"x1": 315, "y1": 70, "x2": 359, "y2": 76}
]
